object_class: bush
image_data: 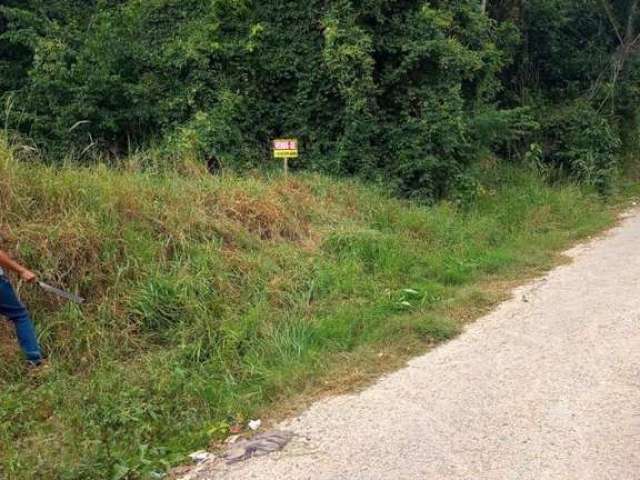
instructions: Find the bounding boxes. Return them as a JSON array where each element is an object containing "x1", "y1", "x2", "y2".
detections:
[
  {"x1": 470, "y1": 107, "x2": 540, "y2": 158},
  {"x1": 2, "y1": 0, "x2": 639, "y2": 196},
  {"x1": 2, "y1": 0, "x2": 507, "y2": 199},
  {"x1": 540, "y1": 102, "x2": 621, "y2": 193}
]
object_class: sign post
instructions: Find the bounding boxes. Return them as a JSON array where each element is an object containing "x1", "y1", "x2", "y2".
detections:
[{"x1": 272, "y1": 139, "x2": 299, "y2": 176}]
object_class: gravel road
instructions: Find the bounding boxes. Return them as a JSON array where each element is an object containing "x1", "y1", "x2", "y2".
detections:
[{"x1": 199, "y1": 210, "x2": 640, "y2": 479}]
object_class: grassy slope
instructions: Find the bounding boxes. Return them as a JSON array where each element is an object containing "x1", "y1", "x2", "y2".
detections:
[{"x1": 0, "y1": 139, "x2": 626, "y2": 479}]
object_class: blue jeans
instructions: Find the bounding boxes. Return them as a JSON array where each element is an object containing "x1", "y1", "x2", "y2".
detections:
[{"x1": 0, "y1": 276, "x2": 43, "y2": 362}]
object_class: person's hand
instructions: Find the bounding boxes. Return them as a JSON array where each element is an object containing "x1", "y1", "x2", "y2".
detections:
[{"x1": 20, "y1": 270, "x2": 37, "y2": 283}]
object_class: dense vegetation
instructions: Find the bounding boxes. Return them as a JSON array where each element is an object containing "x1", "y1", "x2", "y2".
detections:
[
  {"x1": 1, "y1": 0, "x2": 639, "y2": 197},
  {"x1": 1, "y1": 1, "x2": 639, "y2": 479},
  {"x1": 0, "y1": 136, "x2": 626, "y2": 479}
]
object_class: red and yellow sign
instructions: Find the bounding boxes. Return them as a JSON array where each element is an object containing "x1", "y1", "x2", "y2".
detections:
[{"x1": 272, "y1": 139, "x2": 299, "y2": 159}]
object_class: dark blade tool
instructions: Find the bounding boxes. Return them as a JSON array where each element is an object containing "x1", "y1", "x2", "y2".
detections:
[{"x1": 38, "y1": 281, "x2": 85, "y2": 304}]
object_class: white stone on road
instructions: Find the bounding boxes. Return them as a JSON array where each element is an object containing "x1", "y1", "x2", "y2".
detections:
[{"x1": 203, "y1": 210, "x2": 640, "y2": 480}]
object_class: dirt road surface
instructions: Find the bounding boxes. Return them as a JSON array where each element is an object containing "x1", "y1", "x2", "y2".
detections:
[{"x1": 192, "y1": 210, "x2": 640, "y2": 479}]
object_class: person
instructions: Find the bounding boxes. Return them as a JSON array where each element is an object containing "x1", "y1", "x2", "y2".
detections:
[{"x1": 0, "y1": 249, "x2": 45, "y2": 366}]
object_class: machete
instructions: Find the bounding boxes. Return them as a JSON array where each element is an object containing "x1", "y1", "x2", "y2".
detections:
[{"x1": 38, "y1": 281, "x2": 85, "y2": 304}]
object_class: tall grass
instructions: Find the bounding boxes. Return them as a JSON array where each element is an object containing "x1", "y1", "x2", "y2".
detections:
[{"x1": 0, "y1": 136, "x2": 622, "y2": 479}]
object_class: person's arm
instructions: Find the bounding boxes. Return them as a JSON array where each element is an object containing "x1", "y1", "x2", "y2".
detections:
[{"x1": 0, "y1": 250, "x2": 37, "y2": 282}]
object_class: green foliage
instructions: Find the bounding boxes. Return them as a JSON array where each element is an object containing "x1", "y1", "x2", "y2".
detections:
[
  {"x1": 163, "y1": 91, "x2": 261, "y2": 170},
  {"x1": 516, "y1": 0, "x2": 613, "y2": 98},
  {"x1": 2, "y1": 0, "x2": 638, "y2": 195},
  {"x1": 541, "y1": 101, "x2": 621, "y2": 193},
  {"x1": 1, "y1": 0, "x2": 506, "y2": 199},
  {"x1": 470, "y1": 107, "x2": 539, "y2": 155},
  {"x1": 493, "y1": 0, "x2": 639, "y2": 189}
]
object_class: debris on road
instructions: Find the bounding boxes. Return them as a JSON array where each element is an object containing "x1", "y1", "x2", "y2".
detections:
[
  {"x1": 224, "y1": 430, "x2": 294, "y2": 465},
  {"x1": 229, "y1": 423, "x2": 243, "y2": 434},
  {"x1": 248, "y1": 419, "x2": 262, "y2": 431},
  {"x1": 188, "y1": 451, "x2": 215, "y2": 464}
]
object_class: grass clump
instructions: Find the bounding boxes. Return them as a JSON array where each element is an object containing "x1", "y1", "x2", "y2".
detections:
[{"x1": 0, "y1": 137, "x2": 624, "y2": 479}]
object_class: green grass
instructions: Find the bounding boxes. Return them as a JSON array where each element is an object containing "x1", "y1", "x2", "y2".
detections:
[{"x1": 0, "y1": 138, "x2": 631, "y2": 479}]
